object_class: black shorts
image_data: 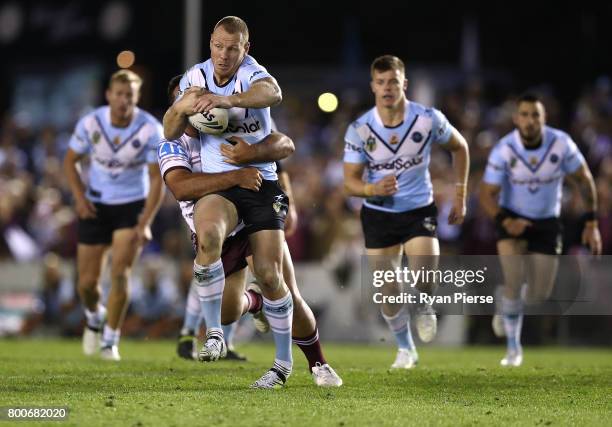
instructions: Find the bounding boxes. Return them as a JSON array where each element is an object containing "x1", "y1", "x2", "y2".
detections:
[
  {"x1": 190, "y1": 229, "x2": 252, "y2": 277},
  {"x1": 77, "y1": 199, "x2": 144, "y2": 245},
  {"x1": 496, "y1": 208, "x2": 563, "y2": 255},
  {"x1": 360, "y1": 203, "x2": 438, "y2": 249},
  {"x1": 214, "y1": 180, "x2": 288, "y2": 234}
]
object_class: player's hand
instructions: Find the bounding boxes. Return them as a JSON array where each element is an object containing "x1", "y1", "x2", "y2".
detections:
[
  {"x1": 502, "y1": 218, "x2": 532, "y2": 237},
  {"x1": 193, "y1": 93, "x2": 233, "y2": 113},
  {"x1": 372, "y1": 175, "x2": 398, "y2": 196},
  {"x1": 448, "y1": 197, "x2": 466, "y2": 225},
  {"x1": 233, "y1": 167, "x2": 262, "y2": 191},
  {"x1": 75, "y1": 195, "x2": 97, "y2": 219},
  {"x1": 221, "y1": 137, "x2": 255, "y2": 165},
  {"x1": 582, "y1": 222, "x2": 602, "y2": 256},
  {"x1": 284, "y1": 205, "x2": 298, "y2": 237},
  {"x1": 176, "y1": 87, "x2": 207, "y2": 116}
]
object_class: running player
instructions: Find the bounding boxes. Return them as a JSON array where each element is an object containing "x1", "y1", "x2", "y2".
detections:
[
  {"x1": 63, "y1": 70, "x2": 164, "y2": 361},
  {"x1": 343, "y1": 55, "x2": 470, "y2": 369},
  {"x1": 163, "y1": 75, "x2": 342, "y2": 387},
  {"x1": 480, "y1": 93, "x2": 601, "y2": 366}
]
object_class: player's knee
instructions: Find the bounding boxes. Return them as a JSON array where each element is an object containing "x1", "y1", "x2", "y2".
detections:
[
  {"x1": 197, "y1": 224, "x2": 224, "y2": 254},
  {"x1": 253, "y1": 263, "x2": 283, "y2": 291}
]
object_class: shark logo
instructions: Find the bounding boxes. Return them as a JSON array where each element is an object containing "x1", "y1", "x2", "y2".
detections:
[{"x1": 272, "y1": 195, "x2": 288, "y2": 215}]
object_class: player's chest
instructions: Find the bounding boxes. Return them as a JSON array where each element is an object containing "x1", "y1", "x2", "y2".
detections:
[
  {"x1": 360, "y1": 117, "x2": 433, "y2": 160},
  {"x1": 506, "y1": 145, "x2": 563, "y2": 180},
  {"x1": 88, "y1": 126, "x2": 146, "y2": 159}
]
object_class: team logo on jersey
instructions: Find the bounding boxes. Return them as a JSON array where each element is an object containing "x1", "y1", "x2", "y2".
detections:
[
  {"x1": 113, "y1": 136, "x2": 121, "y2": 146},
  {"x1": 272, "y1": 195, "x2": 288, "y2": 215},
  {"x1": 132, "y1": 139, "x2": 141, "y2": 148},
  {"x1": 529, "y1": 156, "x2": 538, "y2": 166},
  {"x1": 411, "y1": 132, "x2": 423, "y2": 143},
  {"x1": 510, "y1": 158, "x2": 517, "y2": 168},
  {"x1": 422, "y1": 216, "x2": 437, "y2": 232},
  {"x1": 92, "y1": 131, "x2": 100, "y2": 145},
  {"x1": 550, "y1": 154, "x2": 559, "y2": 163},
  {"x1": 390, "y1": 134, "x2": 399, "y2": 145},
  {"x1": 365, "y1": 136, "x2": 377, "y2": 152}
]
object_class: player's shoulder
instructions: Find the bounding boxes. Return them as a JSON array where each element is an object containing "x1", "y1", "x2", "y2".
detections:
[
  {"x1": 489, "y1": 131, "x2": 516, "y2": 156},
  {"x1": 350, "y1": 107, "x2": 376, "y2": 129},
  {"x1": 135, "y1": 108, "x2": 162, "y2": 128},
  {"x1": 406, "y1": 100, "x2": 442, "y2": 117},
  {"x1": 545, "y1": 126, "x2": 574, "y2": 146},
  {"x1": 238, "y1": 55, "x2": 269, "y2": 81},
  {"x1": 184, "y1": 60, "x2": 211, "y2": 77}
]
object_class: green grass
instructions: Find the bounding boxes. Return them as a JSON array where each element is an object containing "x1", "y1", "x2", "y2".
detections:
[{"x1": 1, "y1": 340, "x2": 611, "y2": 426}]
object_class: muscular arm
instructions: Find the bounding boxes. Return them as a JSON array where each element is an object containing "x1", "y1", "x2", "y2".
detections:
[
  {"x1": 568, "y1": 163, "x2": 598, "y2": 215},
  {"x1": 163, "y1": 87, "x2": 204, "y2": 140},
  {"x1": 442, "y1": 128, "x2": 470, "y2": 191},
  {"x1": 227, "y1": 77, "x2": 282, "y2": 108},
  {"x1": 441, "y1": 128, "x2": 470, "y2": 224},
  {"x1": 63, "y1": 148, "x2": 96, "y2": 219},
  {"x1": 568, "y1": 162, "x2": 602, "y2": 255},
  {"x1": 221, "y1": 132, "x2": 295, "y2": 165}
]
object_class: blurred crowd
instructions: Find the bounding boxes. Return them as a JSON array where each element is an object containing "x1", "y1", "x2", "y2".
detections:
[{"x1": 1, "y1": 73, "x2": 611, "y2": 338}]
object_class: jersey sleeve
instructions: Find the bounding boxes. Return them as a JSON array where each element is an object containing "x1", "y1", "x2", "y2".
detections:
[
  {"x1": 561, "y1": 137, "x2": 585, "y2": 174},
  {"x1": 343, "y1": 123, "x2": 366, "y2": 163},
  {"x1": 174, "y1": 70, "x2": 194, "y2": 103},
  {"x1": 483, "y1": 144, "x2": 506, "y2": 185},
  {"x1": 68, "y1": 116, "x2": 90, "y2": 154},
  {"x1": 240, "y1": 62, "x2": 273, "y2": 91},
  {"x1": 158, "y1": 138, "x2": 192, "y2": 179},
  {"x1": 431, "y1": 108, "x2": 453, "y2": 145},
  {"x1": 146, "y1": 122, "x2": 164, "y2": 164}
]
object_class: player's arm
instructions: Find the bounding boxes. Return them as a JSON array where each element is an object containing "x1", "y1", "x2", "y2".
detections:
[
  {"x1": 567, "y1": 163, "x2": 602, "y2": 255},
  {"x1": 62, "y1": 148, "x2": 96, "y2": 219},
  {"x1": 441, "y1": 128, "x2": 470, "y2": 224},
  {"x1": 193, "y1": 77, "x2": 282, "y2": 113},
  {"x1": 134, "y1": 163, "x2": 165, "y2": 243},
  {"x1": 479, "y1": 182, "x2": 531, "y2": 237},
  {"x1": 220, "y1": 132, "x2": 295, "y2": 165},
  {"x1": 164, "y1": 168, "x2": 262, "y2": 201},
  {"x1": 163, "y1": 87, "x2": 207, "y2": 140},
  {"x1": 343, "y1": 162, "x2": 397, "y2": 197}
]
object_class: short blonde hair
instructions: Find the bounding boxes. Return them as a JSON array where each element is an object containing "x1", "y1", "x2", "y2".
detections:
[
  {"x1": 213, "y1": 16, "x2": 249, "y2": 43},
  {"x1": 108, "y1": 69, "x2": 142, "y2": 89}
]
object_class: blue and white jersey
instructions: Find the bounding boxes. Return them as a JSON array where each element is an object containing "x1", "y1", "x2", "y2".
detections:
[
  {"x1": 178, "y1": 54, "x2": 277, "y2": 180},
  {"x1": 157, "y1": 134, "x2": 244, "y2": 236},
  {"x1": 343, "y1": 101, "x2": 453, "y2": 213},
  {"x1": 483, "y1": 126, "x2": 585, "y2": 219},
  {"x1": 68, "y1": 106, "x2": 162, "y2": 205}
]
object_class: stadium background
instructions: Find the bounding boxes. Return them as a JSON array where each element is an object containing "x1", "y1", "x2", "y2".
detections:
[{"x1": 1, "y1": 1, "x2": 611, "y2": 345}]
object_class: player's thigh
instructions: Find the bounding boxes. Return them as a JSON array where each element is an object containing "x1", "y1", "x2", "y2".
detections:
[
  {"x1": 403, "y1": 236, "x2": 440, "y2": 270},
  {"x1": 221, "y1": 267, "x2": 247, "y2": 323},
  {"x1": 525, "y1": 253, "x2": 559, "y2": 302},
  {"x1": 193, "y1": 194, "x2": 238, "y2": 240},
  {"x1": 110, "y1": 228, "x2": 141, "y2": 274},
  {"x1": 497, "y1": 239, "x2": 528, "y2": 289},
  {"x1": 77, "y1": 243, "x2": 109, "y2": 286}
]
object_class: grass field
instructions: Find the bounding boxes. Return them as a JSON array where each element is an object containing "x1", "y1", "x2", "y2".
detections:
[{"x1": 1, "y1": 340, "x2": 611, "y2": 426}]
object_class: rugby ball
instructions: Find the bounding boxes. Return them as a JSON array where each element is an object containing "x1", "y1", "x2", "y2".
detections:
[{"x1": 188, "y1": 108, "x2": 229, "y2": 135}]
